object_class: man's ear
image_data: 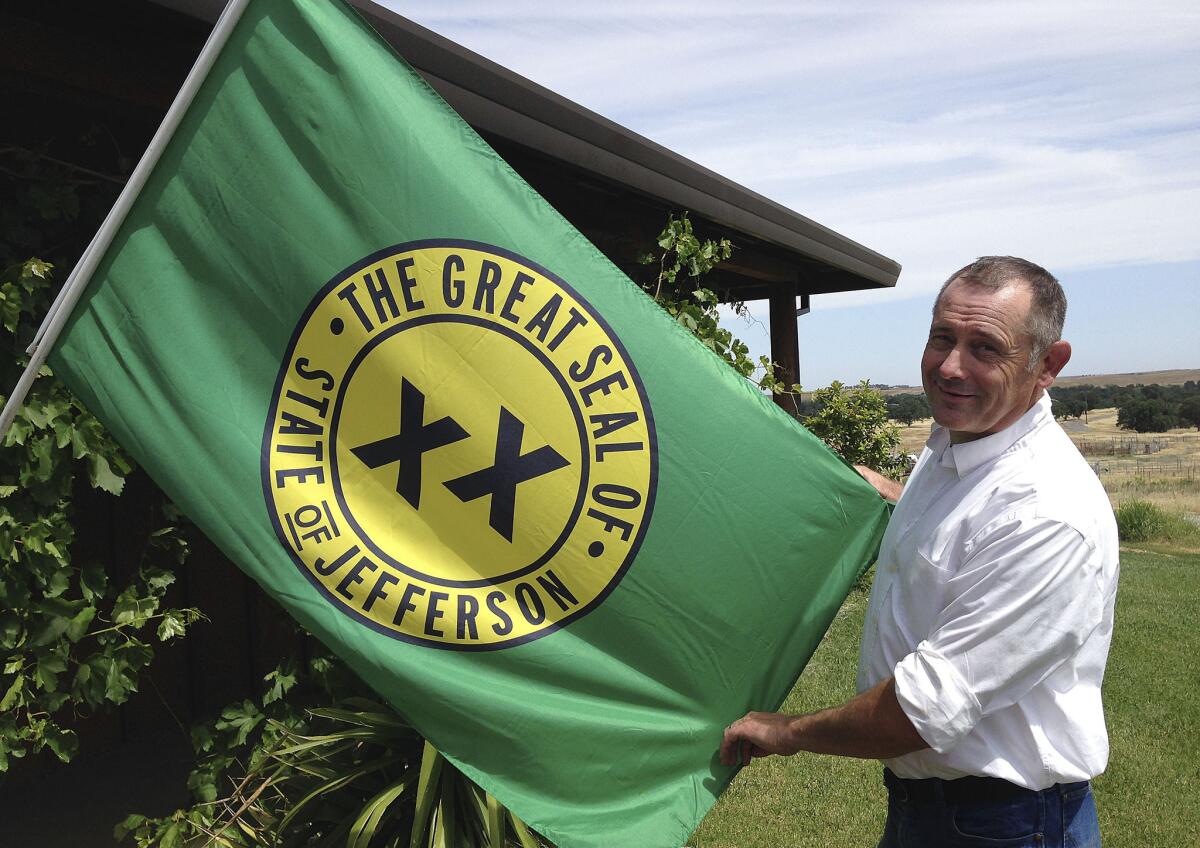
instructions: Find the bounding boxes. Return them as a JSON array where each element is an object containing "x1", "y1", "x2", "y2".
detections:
[{"x1": 1037, "y1": 339, "x2": 1072, "y2": 389}]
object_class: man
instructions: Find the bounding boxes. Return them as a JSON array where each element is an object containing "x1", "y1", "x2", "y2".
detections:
[{"x1": 720, "y1": 257, "x2": 1119, "y2": 847}]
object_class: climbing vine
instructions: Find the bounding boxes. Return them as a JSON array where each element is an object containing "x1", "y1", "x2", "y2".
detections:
[
  {"x1": 0, "y1": 258, "x2": 202, "y2": 772},
  {"x1": 637, "y1": 213, "x2": 796, "y2": 394}
]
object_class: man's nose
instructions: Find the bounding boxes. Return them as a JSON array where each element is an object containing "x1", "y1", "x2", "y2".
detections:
[{"x1": 938, "y1": 346, "x2": 968, "y2": 380}]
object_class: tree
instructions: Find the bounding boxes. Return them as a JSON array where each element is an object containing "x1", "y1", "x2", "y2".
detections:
[
  {"x1": 803, "y1": 380, "x2": 907, "y2": 478},
  {"x1": 886, "y1": 393, "x2": 930, "y2": 425},
  {"x1": 1051, "y1": 397, "x2": 1086, "y2": 420},
  {"x1": 1179, "y1": 396, "x2": 1200, "y2": 430},
  {"x1": 1117, "y1": 398, "x2": 1178, "y2": 433}
]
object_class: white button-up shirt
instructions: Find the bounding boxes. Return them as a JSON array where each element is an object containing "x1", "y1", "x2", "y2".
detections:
[{"x1": 857, "y1": 393, "x2": 1119, "y2": 790}]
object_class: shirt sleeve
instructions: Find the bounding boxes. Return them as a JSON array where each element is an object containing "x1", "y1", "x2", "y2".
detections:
[{"x1": 891, "y1": 513, "x2": 1105, "y2": 753}]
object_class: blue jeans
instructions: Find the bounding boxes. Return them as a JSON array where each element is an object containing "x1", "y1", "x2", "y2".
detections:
[{"x1": 878, "y1": 770, "x2": 1101, "y2": 847}]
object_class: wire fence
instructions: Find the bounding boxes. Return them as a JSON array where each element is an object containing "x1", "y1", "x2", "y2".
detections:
[
  {"x1": 1075, "y1": 434, "x2": 1200, "y2": 457},
  {"x1": 1091, "y1": 459, "x2": 1198, "y2": 479}
]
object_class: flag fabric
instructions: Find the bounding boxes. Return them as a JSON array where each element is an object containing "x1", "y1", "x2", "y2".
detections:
[{"x1": 48, "y1": 0, "x2": 889, "y2": 844}]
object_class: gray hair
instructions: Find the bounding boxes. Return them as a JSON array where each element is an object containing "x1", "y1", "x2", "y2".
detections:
[{"x1": 934, "y1": 256, "x2": 1066, "y2": 371}]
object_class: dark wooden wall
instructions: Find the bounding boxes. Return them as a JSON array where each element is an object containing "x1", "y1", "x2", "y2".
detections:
[{"x1": 1, "y1": 4, "x2": 239, "y2": 840}]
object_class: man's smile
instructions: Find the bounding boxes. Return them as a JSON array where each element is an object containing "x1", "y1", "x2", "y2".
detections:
[{"x1": 934, "y1": 383, "x2": 975, "y2": 400}]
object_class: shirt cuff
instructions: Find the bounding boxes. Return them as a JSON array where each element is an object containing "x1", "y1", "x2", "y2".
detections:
[{"x1": 893, "y1": 641, "x2": 982, "y2": 753}]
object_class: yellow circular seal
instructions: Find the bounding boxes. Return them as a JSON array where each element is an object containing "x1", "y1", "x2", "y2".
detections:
[{"x1": 262, "y1": 241, "x2": 657, "y2": 649}]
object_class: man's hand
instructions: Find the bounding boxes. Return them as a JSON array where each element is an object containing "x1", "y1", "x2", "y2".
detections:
[
  {"x1": 719, "y1": 678, "x2": 929, "y2": 767},
  {"x1": 854, "y1": 464, "x2": 904, "y2": 502},
  {"x1": 720, "y1": 712, "x2": 800, "y2": 766}
]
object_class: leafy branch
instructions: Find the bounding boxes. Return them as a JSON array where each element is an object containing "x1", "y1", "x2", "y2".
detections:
[
  {"x1": 637, "y1": 213, "x2": 799, "y2": 395},
  {"x1": 0, "y1": 259, "x2": 202, "y2": 771}
]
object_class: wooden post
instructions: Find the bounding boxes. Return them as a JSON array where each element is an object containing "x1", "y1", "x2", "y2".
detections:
[{"x1": 769, "y1": 282, "x2": 801, "y2": 416}]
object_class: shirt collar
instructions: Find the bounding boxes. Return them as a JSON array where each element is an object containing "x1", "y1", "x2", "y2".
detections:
[{"x1": 931, "y1": 392, "x2": 1053, "y2": 478}]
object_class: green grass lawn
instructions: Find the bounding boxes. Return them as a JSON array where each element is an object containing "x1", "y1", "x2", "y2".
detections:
[{"x1": 688, "y1": 548, "x2": 1200, "y2": 847}]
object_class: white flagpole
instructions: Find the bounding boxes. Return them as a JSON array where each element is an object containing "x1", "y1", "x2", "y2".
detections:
[
  {"x1": 26, "y1": 225, "x2": 105, "y2": 355},
  {"x1": 0, "y1": 0, "x2": 254, "y2": 437}
]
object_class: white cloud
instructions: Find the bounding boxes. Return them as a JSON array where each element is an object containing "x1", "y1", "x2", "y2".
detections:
[{"x1": 382, "y1": 0, "x2": 1200, "y2": 305}]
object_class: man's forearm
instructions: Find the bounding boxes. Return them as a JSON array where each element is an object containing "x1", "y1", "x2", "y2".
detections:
[
  {"x1": 720, "y1": 678, "x2": 929, "y2": 765},
  {"x1": 853, "y1": 464, "x2": 904, "y2": 502},
  {"x1": 786, "y1": 678, "x2": 928, "y2": 759}
]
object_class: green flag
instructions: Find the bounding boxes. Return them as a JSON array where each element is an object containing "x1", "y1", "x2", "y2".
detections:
[{"x1": 43, "y1": 0, "x2": 888, "y2": 844}]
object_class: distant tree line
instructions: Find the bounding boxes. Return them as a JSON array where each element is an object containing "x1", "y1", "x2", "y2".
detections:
[
  {"x1": 1050, "y1": 382, "x2": 1200, "y2": 432},
  {"x1": 880, "y1": 382, "x2": 1200, "y2": 433}
]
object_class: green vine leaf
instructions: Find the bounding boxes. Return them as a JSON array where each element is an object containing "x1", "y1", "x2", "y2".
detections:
[
  {"x1": 88, "y1": 453, "x2": 126, "y2": 495},
  {"x1": 0, "y1": 674, "x2": 25, "y2": 710}
]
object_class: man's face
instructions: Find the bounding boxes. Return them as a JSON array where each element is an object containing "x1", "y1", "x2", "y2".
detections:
[{"x1": 921, "y1": 278, "x2": 1044, "y2": 443}]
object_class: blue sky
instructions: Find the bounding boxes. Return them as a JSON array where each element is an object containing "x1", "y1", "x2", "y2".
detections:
[{"x1": 388, "y1": 1, "x2": 1200, "y2": 387}]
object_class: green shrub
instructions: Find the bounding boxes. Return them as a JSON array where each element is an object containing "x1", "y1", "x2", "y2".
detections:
[
  {"x1": 1116, "y1": 500, "x2": 1165, "y2": 541},
  {"x1": 1115, "y1": 500, "x2": 1200, "y2": 544}
]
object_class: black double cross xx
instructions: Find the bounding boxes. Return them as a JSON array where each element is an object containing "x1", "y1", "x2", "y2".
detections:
[{"x1": 350, "y1": 378, "x2": 569, "y2": 542}]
